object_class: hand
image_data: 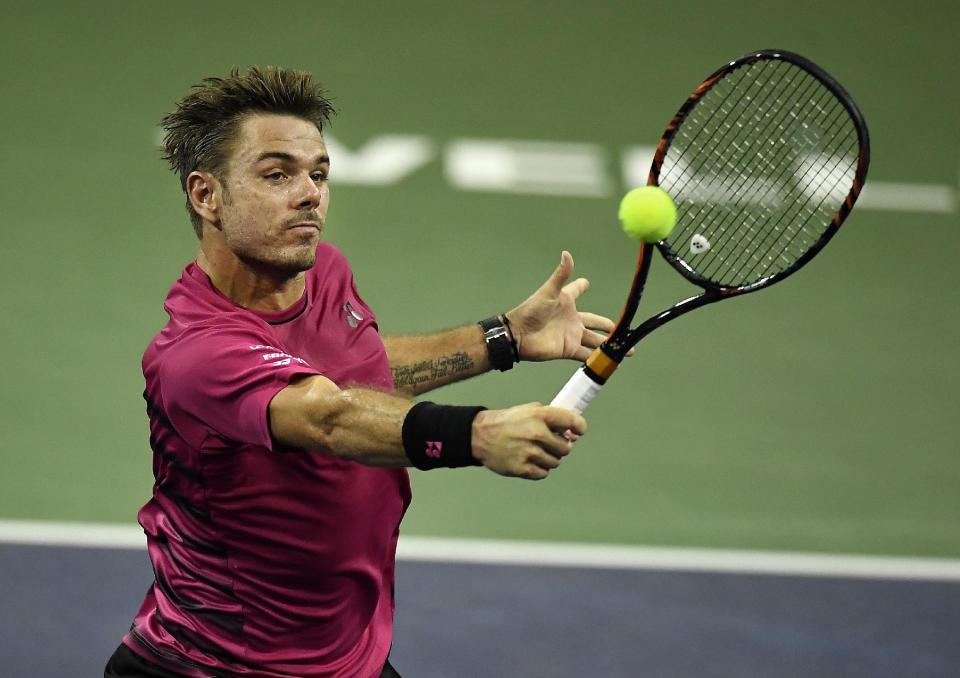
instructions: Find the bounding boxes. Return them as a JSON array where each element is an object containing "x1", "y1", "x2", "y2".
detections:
[
  {"x1": 471, "y1": 404, "x2": 587, "y2": 480},
  {"x1": 505, "y1": 251, "x2": 616, "y2": 363}
]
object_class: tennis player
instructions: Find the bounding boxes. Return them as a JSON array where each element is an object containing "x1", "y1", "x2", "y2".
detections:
[{"x1": 104, "y1": 67, "x2": 613, "y2": 678}]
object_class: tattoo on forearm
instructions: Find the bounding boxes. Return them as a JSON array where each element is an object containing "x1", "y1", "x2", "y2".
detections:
[{"x1": 392, "y1": 352, "x2": 475, "y2": 389}]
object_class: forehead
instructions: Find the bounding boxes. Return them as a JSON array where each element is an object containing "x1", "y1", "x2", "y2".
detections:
[{"x1": 232, "y1": 113, "x2": 327, "y2": 163}]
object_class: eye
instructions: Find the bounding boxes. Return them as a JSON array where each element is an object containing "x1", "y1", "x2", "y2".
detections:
[
  {"x1": 311, "y1": 171, "x2": 328, "y2": 183},
  {"x1": 265, "y1": 171, "x2": 286, "y2": 182}
]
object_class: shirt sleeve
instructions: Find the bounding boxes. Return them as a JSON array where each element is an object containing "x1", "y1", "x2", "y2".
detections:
[{"x1": 159, "y1": 323, "x2": 320, "y2": 450}]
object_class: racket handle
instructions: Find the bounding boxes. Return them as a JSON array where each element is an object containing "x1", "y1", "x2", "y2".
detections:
[{"x1": 550, "y1": 368, "x2": 603, "y2": 414}]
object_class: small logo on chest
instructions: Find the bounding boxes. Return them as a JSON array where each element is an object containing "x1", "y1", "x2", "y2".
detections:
[{"x1": 342, "y1": 302, "x2": 364, "y2": 328}]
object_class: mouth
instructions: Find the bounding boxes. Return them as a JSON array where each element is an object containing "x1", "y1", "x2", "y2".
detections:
[{"x1": 287, "y1": 221, "x2": 322, "y2": 235}]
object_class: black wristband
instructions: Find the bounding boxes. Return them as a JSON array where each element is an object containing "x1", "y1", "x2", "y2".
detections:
[
  {"x1": 479, "y1": 315, "x2": 518, "y2": 372},
  {"x1": 402, "y1": 402, "x2": 486, "y2": 470}
]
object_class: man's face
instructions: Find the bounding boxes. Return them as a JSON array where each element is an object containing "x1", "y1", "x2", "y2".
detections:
[{"x1": 217, "y1": 113, "x2": 330, "y2": 273}]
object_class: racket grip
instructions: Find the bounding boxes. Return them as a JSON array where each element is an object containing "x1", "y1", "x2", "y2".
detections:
[{"x1": 550, "y1": 368, "x2": 603, "y2": 414}]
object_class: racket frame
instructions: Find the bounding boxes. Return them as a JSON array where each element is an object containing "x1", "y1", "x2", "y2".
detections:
[{"x1": 553, "y1": 49, "x2": 870, "y2": 411}]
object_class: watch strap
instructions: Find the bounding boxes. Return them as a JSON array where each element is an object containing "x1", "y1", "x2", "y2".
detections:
[{"x1": 478, "y1": 315, "x2": 518, "y2": 372}]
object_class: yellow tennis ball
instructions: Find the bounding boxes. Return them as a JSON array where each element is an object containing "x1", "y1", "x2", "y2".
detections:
[{"x1": 618, "y1": 186, "x2": 677, "y2": 243}]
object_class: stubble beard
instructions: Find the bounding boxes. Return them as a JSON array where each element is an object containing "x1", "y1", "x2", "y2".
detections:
[{"x1": 221, "y1": 215, "x2": 319, "y2": 277}]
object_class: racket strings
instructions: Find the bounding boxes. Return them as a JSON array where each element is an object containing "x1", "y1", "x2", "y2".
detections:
[
  {"x1": 721, "y1": 94, "x2": 855, "y2": 279},
  {"x1": 672, "y1": 59, "x2": 799, "y2": 170},
  {"x1": 666, "y1": 67, "x2": 829, "y2": 261},
  {"x1": 663, "y1": 61, "x2": 805, "y2": 208},
  {"x1": 665, "y1": 60, "x2": 808, "y2": 201},
  {"x1": 658, "y1": 59, "x2": 860, "y2": 288},
  {"x1": 663, "y1": 67, "x2": 825, "y2": 264},
  {"x1": 672, "y1": 74, "x2": 853, "y2": 283},
  {"x1": 737, "y1": 123, "x2": 859, "y2": 281},
  {"x1": 665, "y1": 69, "x2": 826, "y2": 264},
  {"x1": 729, "y1": 110, "x2": 857, "y2": 281}
]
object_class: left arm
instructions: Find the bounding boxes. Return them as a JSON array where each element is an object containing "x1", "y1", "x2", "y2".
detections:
[
  {"x1": 384, "y1": 325, "x2": 491, "y2": 396},
  {"x1": 385, "y1": 251, "x2": 616, "y2": 396}
]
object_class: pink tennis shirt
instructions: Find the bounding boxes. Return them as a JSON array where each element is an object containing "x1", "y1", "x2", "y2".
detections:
[{"x1": 124, "y1": 243, "x2": 412, "y2": 678}]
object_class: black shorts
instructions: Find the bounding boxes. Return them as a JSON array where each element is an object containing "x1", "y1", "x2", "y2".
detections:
[{"x1": 104, "y1": 643, "x2": 402, "y2": 678}]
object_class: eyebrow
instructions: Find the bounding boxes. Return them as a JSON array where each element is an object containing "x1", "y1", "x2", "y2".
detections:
[{"x1": 254, "y1": 151, "x2": 330, "y2": 166}]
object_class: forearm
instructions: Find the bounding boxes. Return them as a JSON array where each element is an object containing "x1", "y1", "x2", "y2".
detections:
[
  {"x1": 271, "y1": 380, "x2": 482, "y2": 471},
  {"x1": 384, "y1": 324, "x2": 493, "y2": 396},
  {"x1": 271, "y1": 380, "x2": 414, "y2": 466},
  {"x1": 269, "y1": 375, "x2": 587, "y2": 479}
]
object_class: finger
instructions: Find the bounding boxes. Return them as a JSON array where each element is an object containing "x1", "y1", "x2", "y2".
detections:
[
  {"x1": 533, "y1": 429, "x2": 572, "y2": 458},
  {"x1": 561, "y1": 277, "x2": 590, "y2": 300},
  {"x1": 530, "y1": 446, "x2": 564, "y2": 468},
  {"x1": 544, "y1": 251, "x2": 574, "y2": 293},
  {"x1": 541, "y1": 406, "x2": 587, "y2": 436},
  {"x1": 581, "y1": 329, "x2": 608, "y2": 349},
  {"x1": 571, "y1": 346, "x2": 593, "y2": 362},
  {"x1": 522, "y1": 465, "x2": 549, "y2": 481},
  {"x1": 579, "y1": 312, "x2": 616, "y2": 333}
]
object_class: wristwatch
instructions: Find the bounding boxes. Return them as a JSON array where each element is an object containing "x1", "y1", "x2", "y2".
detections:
[{"x1": 478, "y1": 315, "x2": 519, "y2": 372}]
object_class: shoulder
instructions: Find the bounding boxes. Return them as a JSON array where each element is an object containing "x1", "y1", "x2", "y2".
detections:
[
  {"x1": 158, "y1": 318, "x2": 276, "y2": 375},
  {"x1": 145, "y1": 275, "x2": 279, "y2": 381}
]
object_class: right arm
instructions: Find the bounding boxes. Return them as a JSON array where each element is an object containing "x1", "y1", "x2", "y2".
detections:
[{"x1": 268, "y1": 375, "x2": 587, "y2": 480}]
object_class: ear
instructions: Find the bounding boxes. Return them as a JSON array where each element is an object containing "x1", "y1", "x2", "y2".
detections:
[{"x1": 186, "y1": 171, "x2": 223, "y2": 227}]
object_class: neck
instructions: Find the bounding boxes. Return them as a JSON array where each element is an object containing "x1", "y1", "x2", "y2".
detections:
[{"x1": 196, "y1": 244, "x2": 306, "y2": 313}]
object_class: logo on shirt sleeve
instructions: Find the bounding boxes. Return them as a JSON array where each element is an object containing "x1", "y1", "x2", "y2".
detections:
[
  {"x1": 249, "y1": 345, "x2": 310, "y2": 368},
  {"x1": 342, "y1": 302, "x2": 364, "y2": 328}
]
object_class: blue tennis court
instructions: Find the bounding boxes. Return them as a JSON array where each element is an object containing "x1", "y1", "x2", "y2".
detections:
[{"x1": 3, "y1": 533, "x2": 959, "y2": 677}]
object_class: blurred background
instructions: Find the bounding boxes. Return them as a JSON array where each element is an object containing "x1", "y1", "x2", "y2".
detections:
[{"x1": 0, "y1": 0, "x2": 957, "y2": 559}]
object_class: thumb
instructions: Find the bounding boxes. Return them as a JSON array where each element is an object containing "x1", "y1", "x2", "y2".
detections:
[{"x1": 544, "y1": 251, "x2": 574, "y2": 293}]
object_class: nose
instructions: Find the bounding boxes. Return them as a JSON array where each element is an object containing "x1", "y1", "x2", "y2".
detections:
[{"x1": 293, "y1": 174, "x2": 322, "y2": 211}]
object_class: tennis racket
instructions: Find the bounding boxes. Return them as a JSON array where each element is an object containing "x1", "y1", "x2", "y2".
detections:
[{"x1": 551, "y1": 49, "x2": 870, "y2": 414}]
